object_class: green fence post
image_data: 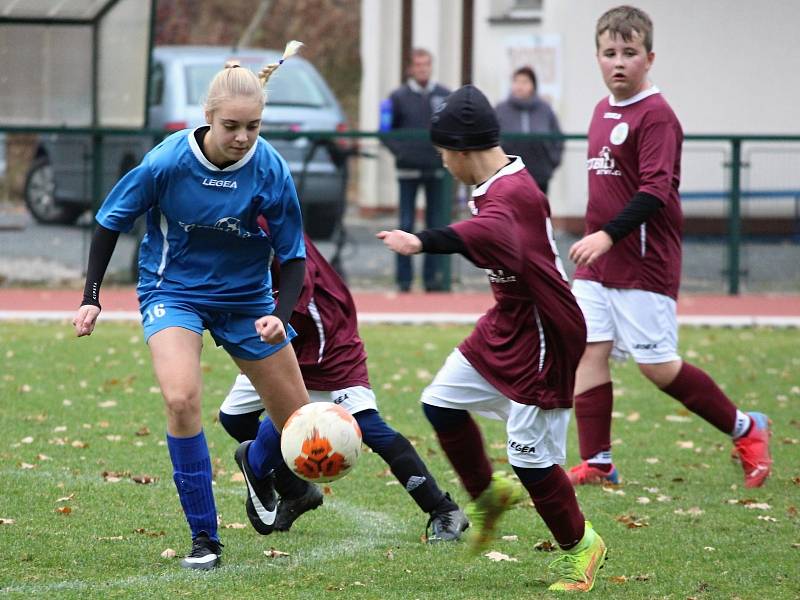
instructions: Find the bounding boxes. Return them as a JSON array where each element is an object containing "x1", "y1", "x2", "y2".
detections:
[
  {"x1": 91, "y1": 131, "x2": 104, "y2": 213},
  {"x1": 727, "y1": 138, "x2": 742, "y2": 295},
  {"x1": 429, "y1": 170, "x2": 453, "y2": 291}
]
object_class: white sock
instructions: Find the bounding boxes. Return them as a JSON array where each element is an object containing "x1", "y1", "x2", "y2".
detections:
[
  {"x1": 731, "y1": 410, "x2": 751, "y2": 439},
  {"x1": 588, "y1": 451, "x2": 612, "y2": 464}
]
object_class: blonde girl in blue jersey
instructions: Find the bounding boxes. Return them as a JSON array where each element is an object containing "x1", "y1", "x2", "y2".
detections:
[{"x1": 72, "y1": 42, "x2": 311, "y2": 569}]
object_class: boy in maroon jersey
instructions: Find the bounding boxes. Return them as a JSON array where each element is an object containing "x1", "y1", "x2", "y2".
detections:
[
  {"x1": 567, "y1": 5, "x2": 771, "y2": 488},
  {"x1": 379, "y1": 84, "x2": 606, "y2": 593},
  {"x1": 219, "y1": 233, "x2": 468, "y2": 542}
]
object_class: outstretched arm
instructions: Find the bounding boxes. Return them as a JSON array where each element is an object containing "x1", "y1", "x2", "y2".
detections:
[
  {"x1": 73, "y1": 224, "x2": 120, "y2": 337},
  {"x1": 377, "y1": 226, "x2": 473, "y2": 259}
]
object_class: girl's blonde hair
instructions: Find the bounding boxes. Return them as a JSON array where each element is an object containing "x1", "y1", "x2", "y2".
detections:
[{"x1": 204, "y1": 40, "x2": 304, "y2": 114}]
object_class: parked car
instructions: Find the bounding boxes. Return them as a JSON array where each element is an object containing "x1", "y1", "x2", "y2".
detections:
[{"x1": 23, "y1": 45, "x2": 350, "y2": 239}]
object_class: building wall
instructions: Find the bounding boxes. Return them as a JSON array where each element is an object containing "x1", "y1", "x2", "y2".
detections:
[{"x1": 360, "y1": 0, "x2": 800, "y2": 218}]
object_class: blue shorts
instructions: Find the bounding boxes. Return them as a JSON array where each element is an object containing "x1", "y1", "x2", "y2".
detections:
[{"x1": 140, "y1": 300, "x2": 296, "y2": 361}]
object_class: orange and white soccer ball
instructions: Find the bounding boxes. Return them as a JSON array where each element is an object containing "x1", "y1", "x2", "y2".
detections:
[{"x1": 280, "y1": 403, "x2": 362, "y2": 483}]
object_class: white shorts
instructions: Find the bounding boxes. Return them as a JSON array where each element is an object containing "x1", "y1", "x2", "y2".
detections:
[
  {"x1": 220, "y1": 374, "x2": 378, "y2": 416},
  {"x1": 421, "y1": 349, "x2": 570, "y2": 469},
  {"x1": 572, "y1": 279, "x2": 680, "y2": 364}
]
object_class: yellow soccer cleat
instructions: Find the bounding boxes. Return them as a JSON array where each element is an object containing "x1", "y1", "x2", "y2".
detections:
[
  {"x1": 548, "y1": 521, "x2": 607, "y2": 592},
  {"x1": 464, "y1": 471, "x2": 525, "y2": 554}
]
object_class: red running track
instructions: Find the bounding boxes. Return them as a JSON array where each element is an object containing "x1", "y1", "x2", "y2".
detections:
[{"x1": 0, "y1": 287, "x2": 798, "y2": 316}]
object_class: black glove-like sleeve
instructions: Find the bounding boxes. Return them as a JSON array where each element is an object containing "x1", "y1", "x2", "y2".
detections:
[
  {"x1": 601, "y1": 191, "x2": 664, "y2": 243},
  {"x1": 416, "y1": 226, "x2": 474, "y2": 261},
  {"x1": 272, "y1": 258, "x2": 305, "y2": 327},
  {"x1": 81, "y1": 225, "x2": 120, "y2": 308}
]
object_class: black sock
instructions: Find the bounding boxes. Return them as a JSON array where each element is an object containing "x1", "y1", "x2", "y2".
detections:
[
  {"x1": 376, "y1": 434, "x2": 452, "y2": 514},
  {"x1": 273, "y1": 461, "x2": 308, "y2": 499}
]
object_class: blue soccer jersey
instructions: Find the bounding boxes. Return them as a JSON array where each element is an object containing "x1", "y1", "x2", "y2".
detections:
[{"x1": 96, "y1": 128, "x2": 305, "y2": 311}]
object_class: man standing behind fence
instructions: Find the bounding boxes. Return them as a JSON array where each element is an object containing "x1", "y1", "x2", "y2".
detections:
[{"x1": 381, "y1": 48, "x2": 451, "y2": 292}]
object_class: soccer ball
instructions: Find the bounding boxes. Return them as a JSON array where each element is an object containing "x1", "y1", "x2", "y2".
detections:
[{"x1": 280, "y1": 403, "x2": 362, "y2": 483}]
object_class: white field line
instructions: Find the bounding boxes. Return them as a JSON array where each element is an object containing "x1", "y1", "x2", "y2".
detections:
[
  {"x1": 0, "y1": 497, "x2": 403, "y2": 596},
  {"x1": 1, "y1": 310, "x2": 800, "y2": 327}
]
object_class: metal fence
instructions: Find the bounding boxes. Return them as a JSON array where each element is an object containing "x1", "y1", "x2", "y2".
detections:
[{"x1": 1, "y1": 127, "x2": 798, "y2": 294}]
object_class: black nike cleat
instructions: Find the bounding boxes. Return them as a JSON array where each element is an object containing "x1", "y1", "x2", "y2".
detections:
[
  {"x1": 234, "y1": 440, "x2": 278, "y2": 535},
  {"x1": 180, "y1": 532, "x2": 222, "y2": 570},
  {"x1": 275, "y1": 482, "x2": 324, "y2": 532}
]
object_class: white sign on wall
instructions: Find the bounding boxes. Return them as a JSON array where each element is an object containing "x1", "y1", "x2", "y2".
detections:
[{"x1": 503, "y1": 33, "x2": 562, "y2": 107}]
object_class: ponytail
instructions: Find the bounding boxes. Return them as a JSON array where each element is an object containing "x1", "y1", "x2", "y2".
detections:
[{"x1": 205, "y1": 40, "x2": 304, "y2": 114}]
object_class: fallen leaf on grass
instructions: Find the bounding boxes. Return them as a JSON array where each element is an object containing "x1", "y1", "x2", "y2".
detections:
[
  {"x1": 264, "y1": 548, "x2": 290, "y2": 558},
  {"x1": 98, "y1": 400, "x2": 117, "y2": 408},
  {"x1": 626, "y1": 412, "x2": 641, "y2": 422},
  {"x1": 484, "y1": 551, "x2": 518, "y2": 562},
  {"x1": 0, "y1": 518, "x2": 15, "y2": 525},
  {"x1": 229, "y1": 472, "x2": 245, "y2": 482},
  {"x1": 161, "y1": 548, "x2": 176, "y2": 558},
  {"x1": 703, "y1": 546, "x2": 715, "y2": 551},
  {"x1": 19, "y1": 462, "x2": 35, "y2": 470},
  {"x1": 102, "y1": 470, "x2": 130, "y2": 483},
  {"x1": 610, "y1": 575, "x2": 629, "y2": 584},
  {"x1": 36, "y1": 453, "x2": 51, "y2": 461},
  {"x1": 20, "y1": 436, "x2": 33, "y2": 444},
  {"x1": 71, "y1": 440, "x2": 89, "y2": 449},
  {"x1": 105, "y1": 435, "x2": 122, "y2": 442},
  {"x1": 757, "y1": 515, "x2": 778, "y2": 523},
  {"x1": 533, "y1": 540, "x2": 556, "y2": 552},
  {"x1": 501, "y1": 535, "x2": 519, "y2": 542},
  {"x1": 791, "y1": 543, "x2": 800, "y2": 549},
  {"x1": 665, "y1": 415, "x2": 691, "y2": 423},
  {"x1": 323, "y1": 485, "x2": 333, "y2": 495},
  {"x1": 133, "y1": 528, "x2": 165, "y2": 537},
  {"x1": 645, "y1": 457, "x2": 660, "y2": 464},
  {"x1": 674, "y1": 507, "x2": 704, "y2": 516},
  {"x1": 616, "y1": 514, "x2": 649, "y2": 528},
  {"x1": 131, "y1": 474, "x2": 157, "y2": 485},
  {"x1": 676, "y1": 440, "x2": 694, "y2": 449},
  {"x1": 602, "y1": 486, "x2": 626, "y2": 496},
  {"x1": 135, "y1": 427, "x2": 150, "y2": 437},
  {"x1": 56, "y1": 493, "x2": 75, "y2": 502},
  {"x1": 385, "y1": 549, "x2": 394, "y2": 560},
  {"x1": 223, "y1": 522, "x2": 247, "y2": 529},
  {"x1": 96, "y1": 535, "x2": 124, "y2": 541},
  {"x1": 787, "y1": 506, "x2": 798, "y2": 518},
  {"x1": 55, "y1": 506, "x2": 72, "y2": 515}
]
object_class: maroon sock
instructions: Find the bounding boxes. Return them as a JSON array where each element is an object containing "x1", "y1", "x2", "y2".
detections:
[
  {"x1": 435, "y1": 415, "x2": 493, "y2": 499},
  {"x1": 661, "y1": 362, "x2": 736, "y2": 434},
  {"x1": 524, "y1": 466, "x2": 585, "y2": 549},
  {"x1": 574, "y1": 382, "x2": 614, "y2": 462}
]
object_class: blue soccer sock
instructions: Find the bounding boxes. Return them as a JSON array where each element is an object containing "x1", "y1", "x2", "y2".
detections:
[
  {"x1": 248, "y1": 417, "x2": 284, "y2": 479},
  {"x1": 166, "y1": 430, "x2": 218, "y2": 542}
]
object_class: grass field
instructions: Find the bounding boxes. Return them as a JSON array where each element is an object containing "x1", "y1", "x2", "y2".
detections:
[{"x1": 0, "y1": 322, "x2": 798, "y2": 599}]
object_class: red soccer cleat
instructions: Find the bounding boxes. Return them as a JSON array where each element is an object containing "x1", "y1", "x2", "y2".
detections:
[
  {"x1": 567, "y1": 461, "x2": 620, "y2": 486},
  {"x1": 733, "y1": 412, "x2": 772, "y2": 488}
]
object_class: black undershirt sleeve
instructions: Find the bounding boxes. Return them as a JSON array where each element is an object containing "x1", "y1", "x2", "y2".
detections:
[
  {"x1": 416, "y1": 226, "x2": 475, "y2": 261},
  {"x1": 601, "y1": 191, "x2": 664, "y2": 243},
  {"x1": 81, "y1": 224, "x2": 120, "y2": 308},
  {"x1": 272, "y1": 258, "x2": 305, "y2": 327}
]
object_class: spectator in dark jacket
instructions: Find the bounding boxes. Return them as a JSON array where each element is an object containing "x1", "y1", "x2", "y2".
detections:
[
  {"x1": 495, "y1": 66, "x2": 563, "y2": 195},
  {"x1": 382, "y1": 49, "x2": 451, "y2": 292}
]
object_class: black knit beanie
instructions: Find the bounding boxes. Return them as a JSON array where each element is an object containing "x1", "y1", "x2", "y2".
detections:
[{"x1": 430, "y1": 84, "x2": 500, "y2": 151}]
